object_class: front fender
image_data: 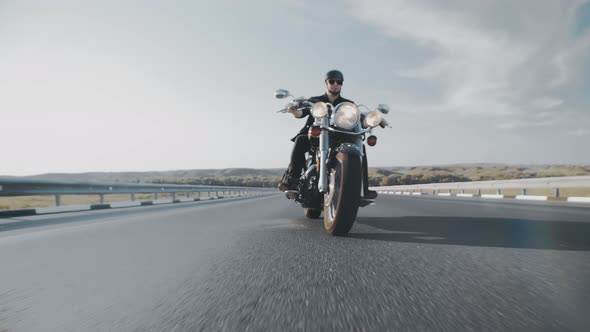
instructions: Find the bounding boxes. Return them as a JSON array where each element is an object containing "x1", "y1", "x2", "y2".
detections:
[{"x1": 336, "y1": 143, "x2": 362, "y2": 157}]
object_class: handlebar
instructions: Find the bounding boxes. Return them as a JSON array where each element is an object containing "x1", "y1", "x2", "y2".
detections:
[
  {"x1": 277, "y1": 100, "x2": 315, "y2": 113},
  {"x1": 277, "y1": 100, "x2": 391, "y2": 128}
]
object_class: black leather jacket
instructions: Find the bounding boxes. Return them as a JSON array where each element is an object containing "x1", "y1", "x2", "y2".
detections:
[{"x1": 291, "y1": 93, "x2": 354, "y2": 141}]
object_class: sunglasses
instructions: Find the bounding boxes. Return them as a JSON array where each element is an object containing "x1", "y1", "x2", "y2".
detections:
[{"x1": 327, "y1": 79, "x2": 343, "y2": 85}]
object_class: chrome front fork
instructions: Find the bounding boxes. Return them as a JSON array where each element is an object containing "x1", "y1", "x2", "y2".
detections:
[{"x1": 318, "y1": 117, "x2": 330, "y2": 193}]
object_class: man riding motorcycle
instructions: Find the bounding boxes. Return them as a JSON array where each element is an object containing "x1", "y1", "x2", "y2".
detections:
[{"x1": 278, "y1": 70, "x2": 377, "y2": 200}]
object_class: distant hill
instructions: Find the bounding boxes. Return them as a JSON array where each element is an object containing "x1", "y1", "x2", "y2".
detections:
[
  {"x1": 367, "y1": 164, "x2": 590, "y2": 186},
  {"x1": 9, "y1": 168, "x2": 285, "y2": 183},
  {"x1": 3, "y1": 164, "x2": 589, "y2": 187}
]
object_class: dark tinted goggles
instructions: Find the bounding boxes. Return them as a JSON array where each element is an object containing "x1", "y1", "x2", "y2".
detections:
[{"x1": 327, "y1": 79, "x2": 343, "y2": 85}]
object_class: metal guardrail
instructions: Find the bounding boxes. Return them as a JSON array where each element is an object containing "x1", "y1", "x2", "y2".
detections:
[
  {"x1": 0, "y1": 177, "x2": 273, "y2": 206},
  {"x1": 371, "y1": 176, "x2": 590, "y2": 200}
]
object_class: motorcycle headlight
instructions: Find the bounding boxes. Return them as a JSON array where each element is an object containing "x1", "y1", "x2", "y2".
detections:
[
  {"x1": 334, "y1": 102, "x2": 360, "y2": 130},
  {"x1": 311, "y1": 102, "x2": 328, "y2": 118},
  {"x1": 363, "y1": 111, "x2": 383, "y2": 128}
]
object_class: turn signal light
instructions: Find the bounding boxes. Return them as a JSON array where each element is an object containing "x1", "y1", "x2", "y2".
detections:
[
  {"x1": 367, "y1": 135, "x2": 377, "y2": 146},
  {"x1": 310, "y1": 126, "x2": 321, "y2": 137}
]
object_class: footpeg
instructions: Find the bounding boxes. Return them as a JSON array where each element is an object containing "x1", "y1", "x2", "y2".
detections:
[
  {"x1": 359, "y1": 198, "x2": 375, "y2": 207},
  {"x1": 285, "y1": 190, "x2": 298, "y2": 200}
]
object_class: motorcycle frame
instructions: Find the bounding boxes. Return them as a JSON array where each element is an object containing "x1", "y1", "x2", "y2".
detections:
[{"x1": 317, "y1": 118, "x2": 365, "y2": 194}]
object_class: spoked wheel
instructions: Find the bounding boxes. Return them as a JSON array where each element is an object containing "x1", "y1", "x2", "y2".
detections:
[{"x1": 324, "y1": 153, "x2": 361, "y2": 236}]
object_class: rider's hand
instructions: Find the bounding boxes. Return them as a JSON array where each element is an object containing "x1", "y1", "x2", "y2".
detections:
[
  {"x1": 288, "y1": 102, "x2": 303, "y2": 117},
  {"x1": 287, "y1": 102, "x2": 300, "y2": 113}
]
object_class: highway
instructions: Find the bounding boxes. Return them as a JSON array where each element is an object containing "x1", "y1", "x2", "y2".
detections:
[{"x1": 1, "y1": 194, "x2": 589, "y2": 331}]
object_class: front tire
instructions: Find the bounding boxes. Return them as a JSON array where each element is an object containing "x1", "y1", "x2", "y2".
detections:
[
  {"x1": 304, "y1": 208, "x2": 322, "y2": 219},
  {"x1": 324, "y1": 152, "x2": 361, "y2": 236}
]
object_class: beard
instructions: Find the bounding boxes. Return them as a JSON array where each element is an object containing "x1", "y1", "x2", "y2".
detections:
[{"x1": 328, "y1": 89, "x2": 340, "y2": 96}]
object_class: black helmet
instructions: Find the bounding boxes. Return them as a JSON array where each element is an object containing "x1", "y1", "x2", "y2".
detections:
[{"x1": 325, "y1": 70, "x2": 344, "y2": 81}]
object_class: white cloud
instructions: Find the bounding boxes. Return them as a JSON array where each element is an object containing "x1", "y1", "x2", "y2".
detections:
[
  {"x1": 531, "y1": 97, "x2": 564, "y2": 110},
  {"x1": 496, "y1": 120, "x2": 554, "y2": 130},
  {"x1": 347, "y1": 0, "x2": 590, "y2": 123},
  {"x1": 568, "y1": 129, "x2": 589, "y2": 136}
]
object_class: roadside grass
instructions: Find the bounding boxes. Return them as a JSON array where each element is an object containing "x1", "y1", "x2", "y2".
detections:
[{"x1": 0, "y1": 191, "x2": 234, "y2": 210}]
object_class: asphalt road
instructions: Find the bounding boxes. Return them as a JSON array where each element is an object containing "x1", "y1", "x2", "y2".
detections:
[{"x1": 1, "y1": 194, "x2": 589, "y2": 331}]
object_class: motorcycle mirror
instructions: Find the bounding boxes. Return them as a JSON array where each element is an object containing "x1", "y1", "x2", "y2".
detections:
[
  {"x1": 377, "y1": 104, "x2": 390, "y2": 114},
  {"x1": 274, "y1": 89, "x2": 292, "y2": 99},
  {"x1": 293, "y1": 97, "x2": 306, "y2": 103}
]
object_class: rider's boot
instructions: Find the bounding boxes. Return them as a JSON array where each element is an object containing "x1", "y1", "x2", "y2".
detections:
[
  {"x1": 278, "y1": 172, "x2": 300, "y2": 192},
  {"x1": 365, "y1": 189, "x2": 378, "y2": 199}
]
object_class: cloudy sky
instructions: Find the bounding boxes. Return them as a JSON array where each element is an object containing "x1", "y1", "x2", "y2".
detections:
[{"x1": 1, "y1": 0, "x2": 589, "y2": 176}]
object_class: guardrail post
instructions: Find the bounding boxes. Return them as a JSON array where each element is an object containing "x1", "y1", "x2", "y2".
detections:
[
  {"x1": 554, "y1": 188, "x2": 560, "y2": 198},
  {"x1": 131, "y1": 193, "x2": 135, "y2": 201},
  {"x1": 496, "y1": 189, "x2": 502, "y2": 195},
  {"x1": 172, "y1": 193, "x2": 176, "y2": 200},
  {"x1": 55, "y1": 194, "x2": 61, "y2": 206},
  {"x1": 99, "y1": 194, "x2": 105, "y2": 204},
  {"x1": 477, "y1": 189, "x2": 481, "y2": 196},
  {"x1": 155, "y1": 193, "x2": 159, "y2": 200},
  {"x1": 461, "y1": 189, "x2": 465, "y2": 194},
  {"x1": 522, "y1": 188, "x2": 527, "y2": 195}
]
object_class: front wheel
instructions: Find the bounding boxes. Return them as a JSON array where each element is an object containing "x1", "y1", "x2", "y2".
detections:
[
  {"x1": 324, "y1": 152, "x2": 362, "y2": 236},
  {"x1": 304, "y1": 208, "x2": 322, "y2": 219}
]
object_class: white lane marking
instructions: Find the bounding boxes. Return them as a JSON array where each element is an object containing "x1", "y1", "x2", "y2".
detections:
[
  {"x1": 457, "y1": 193, "x2": 474, "y2": 197},
  {"x1": 567, "y1": 197, "x2": 590, "y2": 203},
  {"x1": 515, "y1": 195, "x2": 548, "y2": 201},
  {"x1": 110, "y1": 201, "x2": 142, "y2": 208},
  {"x1": 482, "y1": 194, "x2": 504, "y2": 199},
  {"x1": 36, "y1": 205, "x2": 91, "y2": 214},
  {"x1": 153, "y1": 199, "x2": 174, "y2": 205},
  {"x1": 437, "y1": 193, "x2": 452, "y2": 196}
]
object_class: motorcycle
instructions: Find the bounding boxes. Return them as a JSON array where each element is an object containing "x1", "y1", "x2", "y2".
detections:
[{"x1": 275, "y1": 89, "x2": 390, "y2": 236}]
